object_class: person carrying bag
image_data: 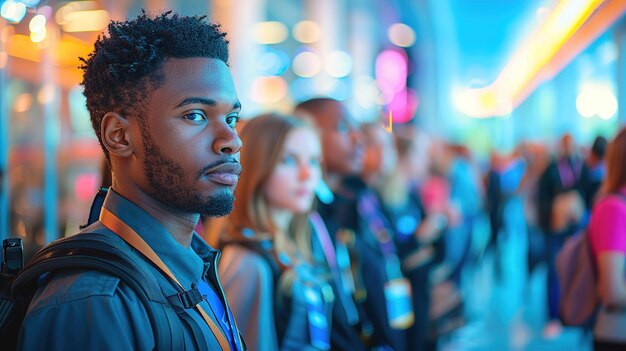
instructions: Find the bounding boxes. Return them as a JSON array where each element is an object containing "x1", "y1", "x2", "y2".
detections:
[{"x1": 587, "y1": 128, "x2": 626, "y2": 350}]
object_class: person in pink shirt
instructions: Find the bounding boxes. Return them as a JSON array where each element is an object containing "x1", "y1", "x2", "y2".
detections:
[{"x1": 588, "y1": 127, "x2": 626, "y2": 350}]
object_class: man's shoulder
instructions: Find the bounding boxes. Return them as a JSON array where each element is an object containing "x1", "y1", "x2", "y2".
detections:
[{"x1": 28, "y1": 269, "x2": 124, "y2": 314}]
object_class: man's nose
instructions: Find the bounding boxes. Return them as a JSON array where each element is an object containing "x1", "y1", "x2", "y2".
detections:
[{"x1": 213, "y1": 123, "x2": 243, "y2": 155}]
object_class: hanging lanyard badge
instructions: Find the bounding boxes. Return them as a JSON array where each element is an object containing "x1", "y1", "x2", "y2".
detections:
[
  {"x1": 357, "y1": 192, "x2": 415, "y2": 330},
  {"x1": 296, "y1": 261, "x2": 334, "y2": 351},
  {"x1": 303, "y1": 281, "x2": 333, "y2": 351},
  {"x1": 309, "y1": 212, "x2": 360, "y2": 325},
  {"x1": 99, "y1": 207, "x2": 239, "y2": 351}
]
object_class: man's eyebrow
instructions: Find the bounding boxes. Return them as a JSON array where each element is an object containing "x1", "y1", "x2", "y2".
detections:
[{"x1": 175, "y1": 97, "x2": 242, "y2": 110}]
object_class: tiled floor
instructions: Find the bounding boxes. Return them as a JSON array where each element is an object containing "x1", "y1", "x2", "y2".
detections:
[{"x1": 439, "y1": 215, "x2": 592, "y2": 351}]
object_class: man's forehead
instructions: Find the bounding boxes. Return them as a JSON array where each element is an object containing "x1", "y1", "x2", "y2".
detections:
[
  {"x1": 161, "y1": 57, "x2": 234, "y2": 85},
  {"x1": 157, "y1": 57, "x2": 238, "y2": 104}
]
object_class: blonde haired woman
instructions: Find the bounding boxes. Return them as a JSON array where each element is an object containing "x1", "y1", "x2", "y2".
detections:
[{"x1": 218, "y1": 114, "x2": 333, "y2": 351}]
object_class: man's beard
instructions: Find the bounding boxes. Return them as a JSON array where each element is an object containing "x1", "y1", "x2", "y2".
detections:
[{"x1": 141, "y1": 132, "x2": 234, "y2": 217}]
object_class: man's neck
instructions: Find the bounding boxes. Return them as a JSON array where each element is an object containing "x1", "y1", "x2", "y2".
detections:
[{"x1": 112, "y1": 180, "x2": 200, "y2": 248}]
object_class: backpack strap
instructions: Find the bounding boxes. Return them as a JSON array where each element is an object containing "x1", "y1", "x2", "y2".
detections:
[{"x1": 12, "y1": 233, "x2": 182, "y2": 350}]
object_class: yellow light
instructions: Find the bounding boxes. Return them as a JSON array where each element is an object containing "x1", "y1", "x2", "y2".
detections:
[
  {"x1": 388, "y1": 23, "x2": 416, "y2": 47},
  {"x1": 479, "y1": 0, "x2": 606, "y2": 117},
  {"x1": 453, "y1": 87, "x2": 512, "y2": 118},
  {"x1": 382, "y1": 110, "x2": 393, "y2": 133},
  {"x1": 55, "y1": 1, "x2": 97, "y2": 25},
  {"x1": 29, "y1": 15, "x2": 47, "y2": 33},
  {"x1": 7, "y1": 34, "x2": 41, "y2": 62},
  {"x1": 478, "y1": 90, "x2": 498, "y2": 110},
  {"x1": 52, "y1": 35, "x2": 93, "y2": 67},
  {"x1": 14, "y1": 93, "x2": 33, "y2": 113},
  {"x1": 251, "y1": 21, "x2": 288, "y2": 44},
  {"x1": 61, "y1": 10, "x2": 110, "y2": 32},
  {"x1": 30, "y1": 27, "x2": 47, "y2": 43},
  {"x1": 293, "y1": 21, "x2": 321, "y2": 43},
  {"x1": 37, "y1": 83, "x2": 56, "y2": 104},
  {"x1": 250, "y1": 76, "x2": 287, "y2": 103}
]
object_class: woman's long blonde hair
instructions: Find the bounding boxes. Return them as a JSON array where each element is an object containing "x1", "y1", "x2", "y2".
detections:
[{"x1": 226, "y1": 113, "x2": 316, "y2": 263}]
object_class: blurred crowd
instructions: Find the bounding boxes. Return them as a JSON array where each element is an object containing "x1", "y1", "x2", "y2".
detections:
[{"x1": 141, "y1": 96, "x2": 624, "y2": 350}]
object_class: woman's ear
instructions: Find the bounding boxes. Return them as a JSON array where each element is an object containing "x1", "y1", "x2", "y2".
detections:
[{"x1": 101, "y1": 112, "x2": 135, "y2": 158}]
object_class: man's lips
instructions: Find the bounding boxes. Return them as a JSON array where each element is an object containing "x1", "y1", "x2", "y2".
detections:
[{"x1": 204, "y1": 162, "x2": 242, "y2": 186}]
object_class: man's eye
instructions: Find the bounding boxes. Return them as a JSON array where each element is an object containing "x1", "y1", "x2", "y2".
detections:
[
  {"x1": 183, "y1": 112, "x2": 207, "y2": 122},
  {"x1": 226, "y1": 114, "x2": 240, "y2": 128}
]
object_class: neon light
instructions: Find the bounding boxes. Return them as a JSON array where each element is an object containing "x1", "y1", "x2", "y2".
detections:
[
  {"x1": 458, "y1": 0, "x2": 607, "y2": 118},
  {"x1": 382, "y1": 110, "x2": 393, "y2": 133}
]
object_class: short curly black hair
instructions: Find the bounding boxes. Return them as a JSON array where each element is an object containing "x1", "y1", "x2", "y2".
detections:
[{"x1": 80, "y1": 11, "x2": 229, "y2": 161}]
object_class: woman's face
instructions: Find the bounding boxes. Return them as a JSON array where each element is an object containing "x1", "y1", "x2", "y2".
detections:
[{"x1": 265, "y1": 127, "x2": 322, "y2": 214}]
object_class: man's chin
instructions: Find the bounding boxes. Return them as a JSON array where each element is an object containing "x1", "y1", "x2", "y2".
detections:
[{"x1": 198, "y1": 191, "x2": 235, "y2": 217}]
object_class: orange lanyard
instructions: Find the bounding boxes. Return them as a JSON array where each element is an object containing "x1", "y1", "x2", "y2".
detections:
[{"x1": 99, "y1": 207, "x2": 232, "y2": 351}]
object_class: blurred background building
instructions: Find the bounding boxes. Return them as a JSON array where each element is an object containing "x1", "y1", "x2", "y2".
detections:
[
  {"x1": 2, "y1": 1, "x2": 626, "y2": 350},
  {"x1": 0, "y1": 0, "x2": 625, "y2": 262}
]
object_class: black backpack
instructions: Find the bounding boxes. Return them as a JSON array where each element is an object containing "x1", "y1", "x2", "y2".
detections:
[{"x1": 0, "y1": 188, "x2": 214, "y2": 350}]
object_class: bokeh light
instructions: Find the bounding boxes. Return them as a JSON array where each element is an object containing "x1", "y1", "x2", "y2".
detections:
[
  {"x1": 37, "y1": 83, "x2": 56, "y2": 104},
  {"x1": 290, "y1": 78, "x2": 316, "y2": 102},
  {"x1": 14, "y1": 93, "x2": 33, "y2": 113},
  {"x1": 325, "y1": 50, "x2": 353, "y2": 78},
  {"x1": 376, "y1": 49, "x2": 408, "y2": 94},
  {"x1": 354, "y1": 75, "x2": 381, "y2": 109},
  {"x1": 251, "y1": 21, "x2": 289, "y2": 44},
  {"x1": 293, "y1": 50, "x2": 322, "y2": 78},
  {"x1": 29, "y1": 28, "x2": 47, "y2": 43},
  {"x1": 29, "y1": 15, "x2": 47, "y2": 33},
  {"x1": 388, "y1": 87, "x2": 419, "y2": 123},
  {"x1": 293, "y1": 20, "x2": 321, "y2": 43},
  {"x1": 576, "y1": 84, "x2": 618, "y2": 120},
  {"x1": 61, "y1": 10, "x2": 110, "y2": 32},
  {"x1": 388, "y1": 23, "x2": 416, "y2": 47},
  {"x1": 19, "y1": 0, "x2": 41, "y2": 7},
  {"x1": 250, "y1": 76, "x2": 288, "y2": 103},
  {"x1": 1, "y1": 0, "x2": 27, "y2": 23},
  {"x1": 313, "y1": 76, "x2": 338, "y2": 95},
  {"x1": 55, "y1": 1, "x2": 98, "y2": 25},
  {"x1": 256, "y1": 48, "x2": 290, "y2": 76}
]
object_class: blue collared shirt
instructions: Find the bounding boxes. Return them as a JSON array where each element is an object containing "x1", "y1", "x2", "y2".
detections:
[{"x1": 18, "y1": 189, "x2": 241, "y2": 350}]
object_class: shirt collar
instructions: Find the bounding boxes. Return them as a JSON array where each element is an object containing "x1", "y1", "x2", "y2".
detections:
[{"x1": 102, "y1": 189, "x2": 216, "y2": 286}]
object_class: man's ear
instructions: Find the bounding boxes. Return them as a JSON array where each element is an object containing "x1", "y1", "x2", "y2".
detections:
[{"x1": 101, "y1": 112, "x2": 135, "y2": 158}]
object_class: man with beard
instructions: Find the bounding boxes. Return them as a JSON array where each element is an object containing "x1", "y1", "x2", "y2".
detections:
[{"x1": 18, "y1": 12, "x2": 244, "y2": 350}]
